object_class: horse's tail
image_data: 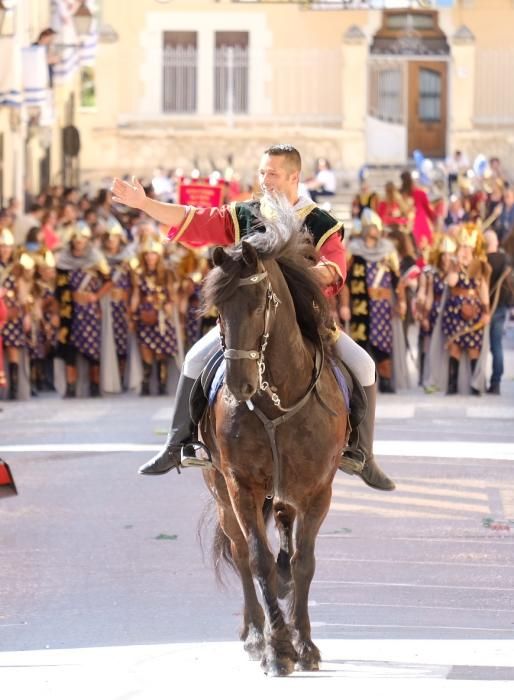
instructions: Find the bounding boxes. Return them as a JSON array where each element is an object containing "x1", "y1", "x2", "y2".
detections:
[{"x1": 212, "y1": 497, "x2": 274, "y2": 585}]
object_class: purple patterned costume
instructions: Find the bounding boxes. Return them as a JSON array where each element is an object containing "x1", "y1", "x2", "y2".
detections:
[
  {"x1": 69, "y1": 269, "x2": 103, "y2": 361},
  {"x1": 110, "y1": 266, "x2": 131, "y2": 358},
  {"x1": 366, "y1": 261, "x2": 393, "y2": 355},
  {"x1": 136, "y1": 273, "x2": 178, "y2": 357},
  {"x1": 442, "y1": 271, "x2": 484, "y2": 351},
  {"x1": 1, "y1": 275, "x2": 26, "y2": 349}
]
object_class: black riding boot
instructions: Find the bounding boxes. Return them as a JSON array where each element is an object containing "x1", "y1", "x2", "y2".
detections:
[
  {"x1": 339, "y1": 378, "x2": 396, "y2": 491},
  {"x1": 138, "y1": 371, "x2": 196, "y2": 475},
  {"x1": 447, "y1": 356, "x2": 459, "y2": 395},
  {"x1": 141, "y1": 361, "x2": 152, "y2": 396},
  {"x1": 8, "y1": 363, "x2": 19, "y2": 401}
]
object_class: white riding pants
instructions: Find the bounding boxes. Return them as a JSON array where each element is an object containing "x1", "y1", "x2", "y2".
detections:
[{"x1": 183, "y1": 325, "x2": 375, "y2": 388}]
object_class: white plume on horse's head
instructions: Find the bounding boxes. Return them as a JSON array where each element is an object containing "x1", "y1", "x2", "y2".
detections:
[{"x1": 244, "y1": 193, "x2": 309, "y2": 261}]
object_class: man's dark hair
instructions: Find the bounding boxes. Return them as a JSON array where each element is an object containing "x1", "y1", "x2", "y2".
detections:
[
  {"x1": 28, "y1": 203, "x2": 44, "y2": 214},
  {"x1": 264, "y1": 144, "x2": 302, "y2": 173},
  {"x1": 37, "y1": 28, "x2": 57, "y2": 42}
]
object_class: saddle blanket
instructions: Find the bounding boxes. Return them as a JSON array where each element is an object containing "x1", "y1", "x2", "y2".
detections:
[{"x1": 208, "y1": 359, "x2": 350, "y2": 411}]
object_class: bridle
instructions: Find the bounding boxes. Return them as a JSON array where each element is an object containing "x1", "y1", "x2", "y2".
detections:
[{"x1": 218, "y1": 268, "x2": 285, "y2": 408}]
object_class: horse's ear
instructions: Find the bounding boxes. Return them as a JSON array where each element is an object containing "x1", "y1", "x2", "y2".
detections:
[
  {"x1": 241, "y1": 240, "x2": 257, "y2": 268},
  {"x1": 212, "y1": 246, "x2": 227, "y2": 267}
]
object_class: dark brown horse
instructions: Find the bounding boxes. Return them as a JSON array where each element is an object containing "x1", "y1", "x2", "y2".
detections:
[{"x1": 200, "y1": 210, "x2": 348, "y2": 676}]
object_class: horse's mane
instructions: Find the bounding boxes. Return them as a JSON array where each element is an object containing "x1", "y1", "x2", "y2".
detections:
[{"x1": 202, "y1": 197, "x2": 333, "y2": 346}]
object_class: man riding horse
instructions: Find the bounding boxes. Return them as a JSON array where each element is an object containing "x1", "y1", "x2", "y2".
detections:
[{"x1": 111, "y1": 145, "x2": 395, "y2": 491}]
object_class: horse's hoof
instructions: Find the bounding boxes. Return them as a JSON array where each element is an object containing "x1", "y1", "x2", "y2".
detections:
[
  {"x1": 262, "y1": 656, "x2": 295, "y2": 677},
  {"x1": 242, "y1": 624, "x2": 265, "y2": 661},
  {"x1": 295, "y1": 657, "x2": 320, "y2": 672},
  {"x1": 294, "y1": 641, "x2": 321, "y2": 671},
  {"x1": 244, "y1": 637, "x2": 265, "y2": 662}
]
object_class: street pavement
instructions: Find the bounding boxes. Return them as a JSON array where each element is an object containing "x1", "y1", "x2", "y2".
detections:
[{"x1": 1, "y1": 324, "x2": 514, "y2": 698}]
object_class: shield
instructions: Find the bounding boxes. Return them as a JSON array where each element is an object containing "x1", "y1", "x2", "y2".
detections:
[{"x1": 0, "y1": 458, "x2": 17, "y2": 498}]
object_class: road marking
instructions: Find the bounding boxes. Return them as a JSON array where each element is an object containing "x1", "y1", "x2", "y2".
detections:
[
  {"x1": 466, "y1": 407, "x2": 514, "y2": 419},
  {"x1": 331, "y1": 488, "x2": 490, "y2": 514},
  {"x1": 2, "y1": 439, "x2": 514, "y2": 461},
  {"x1": 330, "y1": 502, "x2": 471, "y2": 520},
  {"x1": 376, "y1": 405, "x2": 415, "y2": 419},
  {"x1": 310, "y1": 621, "x2": 513, "y2": 633},
  {"x1": 374, "y1": 440, "x2": 514, "y2": 461},
  {"x1": 0, "y1": 443, "x2": 160, "y2": 453},
  {"x1": 310, "y1": 601, "x2": 514, "y2": 613},
  {"x1": 318, "y1": 556, "x2": 514, "y2": 569},
  {"x1": 314, "y1": 579, "x2": 514, "y2": 592}
]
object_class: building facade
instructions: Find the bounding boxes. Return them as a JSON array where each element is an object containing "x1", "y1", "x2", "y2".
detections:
[{"x1": 2, "y1": 0, "x2": 514, "y2": 203}]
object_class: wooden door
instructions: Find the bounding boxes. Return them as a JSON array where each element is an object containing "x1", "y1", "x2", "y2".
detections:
[{"x1": 408, "y1": 61, "x2": 447, "y2": 158}]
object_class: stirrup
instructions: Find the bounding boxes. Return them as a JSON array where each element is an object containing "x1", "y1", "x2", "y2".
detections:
[
  {"x1": 180, "y1": 442, "x2": 214, "y2": 470},
  {"x1": 338, "y1": 449, "x2": 366, "y2": 476}
]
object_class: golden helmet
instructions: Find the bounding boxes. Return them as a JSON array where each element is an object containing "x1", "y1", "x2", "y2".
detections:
[
  {"x1": 437, "y1": 234, "x2": 457, "y2": 255},
  {"x1": 19, "y1": 252, "x2": 36, "y2": 271},
  {"x1": 140, "y1": 239, "x2": 163, "y2": 256},
  {"x1": 35, "y1": 250, "x2": 56, "y2": 269},
  {"x1": 457, "y1": 223, "x2": 480, "y2": 249},
  {"x1": 70, "y1": 221, "x2": 92, "y2": 240},
  {"x1": 360, "y1": 207, "x2": 383, "y2": 232},
  {"x1": 0, "y1": 228, "x2": 15, "y2": 246},
  {"x1": 107, "y1": 221, "x2": 126, "y2": 239}
]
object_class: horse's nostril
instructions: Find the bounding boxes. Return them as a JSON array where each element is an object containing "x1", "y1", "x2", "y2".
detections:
[{"x1": 241, "y1": 384, "x2": 255, "y2": 398}]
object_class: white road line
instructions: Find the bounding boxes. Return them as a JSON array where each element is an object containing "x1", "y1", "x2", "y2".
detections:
[
  {"x1": 318, "y1": 556, "x2": 514, "y2": 569},
  {"x1": 334, "y1": 483, "x2": 490, "y2": 500},
  {"x1": 2, "y1": 439, "x2": 514, "y2": 460},
  {"x1": 319, "y1": 534, "x2": 514, "y2": 545},
  {"x1": 310, "y1": 602, "x2": 514, "y2": 613},
  {"x1": 330, "y1": 502, "x2": 472, "y2": 520},
  {"x1": 314, "y1": 579, "x2": 514, "y2": 592},
  {"x1": 331, "y1": 488, "x2": 490, "y2": 513},
  {"x1": 310, "y1": 621, "x2": 513, "y2": 633},
  {"x1": 467, "y1": 407, "x2": 514, "y2": 419},
  {"x1": 374, "y1": 440, "x2": 514, "y2": 461},
  {"x1": 0, "y1": 443, "x2": 159, "y2": 453}
]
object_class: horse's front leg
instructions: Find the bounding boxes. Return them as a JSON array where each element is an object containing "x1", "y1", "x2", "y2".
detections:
[
  {"x1": 227, "y1": 478, "x2": 297, "y2": 677},
  {"x1": 274, "y1": 502, "x2": 296, "y2": 600},
  {"x1": 207, "y1": 470, "x2": 265, "y2": 661},
  {"x1": 290, "y1": 486, "x2": 332, "y2": 672},
  {"x1": 218, "y1": 510, "x2": 266, "y2": 660}
]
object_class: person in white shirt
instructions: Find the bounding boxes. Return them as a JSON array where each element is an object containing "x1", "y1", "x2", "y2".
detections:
[{"x1": 305, "y1": 158, "x2": 337, "y2": 203}]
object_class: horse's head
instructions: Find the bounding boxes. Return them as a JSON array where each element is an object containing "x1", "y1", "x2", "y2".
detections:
[{"x1": 211, "y1": 240, "x2": 279, "y2": 402}]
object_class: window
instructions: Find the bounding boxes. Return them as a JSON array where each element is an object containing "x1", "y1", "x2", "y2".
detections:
[
  {"x1": 385, "y1": 12, "x2": 436, "y2": 31},
  {"x1": 214, "y1": 31, "x2": 249, "y2": 114},
  {"x1": 163, "y1": 31, "x2": 197, "y2": 114},
  {"x1": 419, "y1": 67, "x2": 441, "y2": 122},
  {"x1": 369, "y1": 65, "x2": 404, "y2": 123}
]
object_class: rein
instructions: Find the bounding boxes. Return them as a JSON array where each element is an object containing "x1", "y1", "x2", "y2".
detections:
[{"x1": 218, "y1": 266, "x2": 325, "y2": 499}]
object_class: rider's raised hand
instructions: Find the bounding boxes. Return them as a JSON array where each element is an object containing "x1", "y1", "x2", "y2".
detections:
[{"x1": 111, "y1": 176, "x2": 146, "y2": 210}]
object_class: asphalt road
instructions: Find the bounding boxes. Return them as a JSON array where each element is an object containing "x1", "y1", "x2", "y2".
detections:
[{"x1": 1, "y1": 327, "x2": 514, "y2": 696}]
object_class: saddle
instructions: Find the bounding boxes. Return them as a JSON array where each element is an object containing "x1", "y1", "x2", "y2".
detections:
[
  {"x1": 189, "y1": 348, "x2": 367, "y2": 430},
  {"x1": 190, "y1": 349, "x2": 225, "y2": 426}
]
